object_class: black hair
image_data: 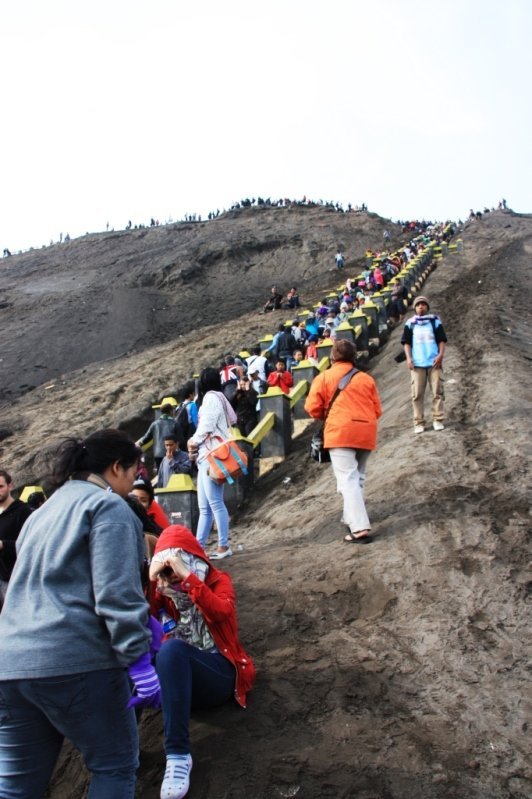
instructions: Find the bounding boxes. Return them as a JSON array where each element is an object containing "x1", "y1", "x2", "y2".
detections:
[
  {"x1": 160, "y1": 403, "x2": 174, "y2": 415},
  {"x1": 0, "y1": 469, "x2": 12, "y2": 485},
  {"x1": 197, "y1": 367, "x2": 222, "y2": 407},
  {"x1": 178, "y1": 380, "x2": 195, "y2": 402},
  {"x1": 131, "y1": 477, "x2": 155, "y2": 503},
  {"x1": 26, "y1": 491, "x2": 45, "y2": 510},
  {"x1": 124, "y1": 495, "x2": 161, "y2": 535},
  {"x1": 164, "y1": 434, "x2": 178, "y2": 444},
  {"x1": 51, "y1": 429, "x2": 141, "y2": 489}
]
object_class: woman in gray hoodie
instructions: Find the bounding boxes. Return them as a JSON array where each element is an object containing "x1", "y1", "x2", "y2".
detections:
[{"x1": 0, "y1": 429, "x2": 159, "y2": 799}]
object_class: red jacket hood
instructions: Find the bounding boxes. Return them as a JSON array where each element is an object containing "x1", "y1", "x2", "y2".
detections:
[{"x1": 154, "y1": 525, "x2": 221, "y2": 584}]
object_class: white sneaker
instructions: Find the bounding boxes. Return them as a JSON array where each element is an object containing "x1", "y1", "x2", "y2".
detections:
[
  {"x1": 209, "y1": 548, "x2": 233, "y2": 560},
  {"x1": 161, "y1": 754, "x2": 192, "y2": 799},
  {"x1": 433, "y1": 421, "x2": 445, "y2": 431},
  {"x1": 414, "y1": 424, "x2": 425, "y2": 434}
]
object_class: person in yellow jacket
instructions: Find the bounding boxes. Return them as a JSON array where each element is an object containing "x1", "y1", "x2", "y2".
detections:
[{"x1": 304, "y1": 339, "x2": 382, "y2": 543}]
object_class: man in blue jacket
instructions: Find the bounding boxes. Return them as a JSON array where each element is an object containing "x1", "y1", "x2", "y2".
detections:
[{"x1": 401, "y1": 296, "x2": 447, "y2": 434}]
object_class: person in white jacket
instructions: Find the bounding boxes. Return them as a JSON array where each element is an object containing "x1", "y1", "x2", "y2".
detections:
[{"x1": 187, "y1": 368, "x2": 237, "y2": 560}]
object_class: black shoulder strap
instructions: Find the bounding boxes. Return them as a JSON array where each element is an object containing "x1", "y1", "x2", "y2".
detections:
[{"x1": 324, "y1": 367, "x2": 359, "y2": 423}]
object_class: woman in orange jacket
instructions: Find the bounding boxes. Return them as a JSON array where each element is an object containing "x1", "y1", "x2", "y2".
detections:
[{"x1": 304, "y1": 339, "x2": 382, "y2": 543}]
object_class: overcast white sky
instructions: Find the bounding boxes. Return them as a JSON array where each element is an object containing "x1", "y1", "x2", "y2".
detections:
[{"x1": 1, "y1": 0, "x2": 530, "y2": 252}]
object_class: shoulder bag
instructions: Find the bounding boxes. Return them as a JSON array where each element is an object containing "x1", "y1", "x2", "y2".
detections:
[
  {"x1": 205, "y1": 396, "x2": 249, "y2": 485},
  {"x1": 309, "y1": 367, "x2": 358, "y2": 464}
]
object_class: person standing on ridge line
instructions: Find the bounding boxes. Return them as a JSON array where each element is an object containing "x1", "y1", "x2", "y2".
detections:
[{"x1": 401, "y1": 296, "x2": 447, "y2": 434}]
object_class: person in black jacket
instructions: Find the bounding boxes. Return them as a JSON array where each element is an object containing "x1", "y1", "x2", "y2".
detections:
[
  {"x1": 0, "y1": 469, "x2": 32, "y2": 610},
  {"x1": 232, "y1": 375, "x2": 259, "y2": 436},
  {"x1": 136, "y1": 402, "x2": 185, "y2": 471},
  {"x1": 276, "y1": 327, "x2": 298, "y2": 369}
]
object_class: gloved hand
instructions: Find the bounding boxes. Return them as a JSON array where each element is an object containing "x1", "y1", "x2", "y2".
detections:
[
  {"x1": 147, "y1": 615, "x2": 163, "y2": 657},
  {"x1": 127, "y1": 651, "x2": 161, "y2": 709}
]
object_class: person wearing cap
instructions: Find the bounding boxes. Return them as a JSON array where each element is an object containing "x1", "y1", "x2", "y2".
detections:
[
  {"x1": 149, "y1": 525, "x2": 256, "y2": 799},
  {"x1": 304, "y1": 340, "x2": 382, "y2": 543},
  {"x1": 401, "y1": 296, "x2": 448, "y2": 434}
]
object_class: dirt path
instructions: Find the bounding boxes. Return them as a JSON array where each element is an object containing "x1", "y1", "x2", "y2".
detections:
[{"x1": 41, "y1": 212, "x2": 532, "y2": 799}]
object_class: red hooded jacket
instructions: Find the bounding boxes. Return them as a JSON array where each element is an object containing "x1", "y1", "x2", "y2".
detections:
[{"x1": 151, "y1": 525, "x2": 256, "y2": 708}]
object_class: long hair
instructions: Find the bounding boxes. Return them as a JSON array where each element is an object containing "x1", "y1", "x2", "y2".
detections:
[
  {"x1": 51, "y1": 429, "x2": 141, "y2": 489},
  {"x1": 196, "y1": 367, "x2": 222, "y2": 407}
]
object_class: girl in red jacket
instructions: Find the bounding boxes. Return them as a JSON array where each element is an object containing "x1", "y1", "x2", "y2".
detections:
[{"x1": 149, "y1": 526, "x2": 256, "y2": 799}]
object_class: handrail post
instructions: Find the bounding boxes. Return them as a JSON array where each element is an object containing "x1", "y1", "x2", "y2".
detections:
[{"x1": 259, "y1": 387, "x2": 292, "y2": 458}]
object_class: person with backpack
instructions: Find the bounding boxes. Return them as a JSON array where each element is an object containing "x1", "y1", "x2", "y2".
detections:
[
  {"x1": 304, "y1": 340, "x2": 382, "y2": 544},
  {"x1": 174, "y1": 383, "x2": 197, "y2": 443},
  {"x1": 400, "y1": 296, "x2": 447, "y2": 434},
  {"x1": 275, "y1": 325, "x2": 298, "y2": 369}
]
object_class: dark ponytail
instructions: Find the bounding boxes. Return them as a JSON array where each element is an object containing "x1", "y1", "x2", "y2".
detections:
[
  {"x1": 51, "y1": 429, "x2": 141, "y2": 488},
  {"x1": 197, "y1": 367, "x2": 222, "y2": 407}
]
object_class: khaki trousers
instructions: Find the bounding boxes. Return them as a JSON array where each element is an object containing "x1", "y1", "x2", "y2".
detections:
[{"x1": 410, "y1": 367, "x2": 444, "y2": 426}]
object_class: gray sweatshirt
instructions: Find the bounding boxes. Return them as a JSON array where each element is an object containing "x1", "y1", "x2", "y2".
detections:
[{"x1": 0, "y1": 478, "x2": 151, "y2": 679}]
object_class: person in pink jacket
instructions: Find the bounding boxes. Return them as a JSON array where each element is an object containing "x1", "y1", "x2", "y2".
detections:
[{"x1": 304, "y1": 340, "x2": 382, "y2": 543}]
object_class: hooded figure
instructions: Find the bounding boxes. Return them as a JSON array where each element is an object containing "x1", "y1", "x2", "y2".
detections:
[{"x1": 150, "y1": 525, "x2": 256, "y2": 799}]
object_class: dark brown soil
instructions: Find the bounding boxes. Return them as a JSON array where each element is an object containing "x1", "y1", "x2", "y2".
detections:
[{"x1": 0, "y1": 208, "x2": 530, "y2": 799}]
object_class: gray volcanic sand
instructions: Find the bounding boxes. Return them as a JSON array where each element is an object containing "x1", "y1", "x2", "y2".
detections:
[{"x1": 0, "y1": 209, "x2": 530, "y2": 798}]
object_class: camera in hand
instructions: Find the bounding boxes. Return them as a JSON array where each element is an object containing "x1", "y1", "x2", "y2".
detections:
[{"x1": 159, "y1": 566, "x2": 176, "y2": 579}]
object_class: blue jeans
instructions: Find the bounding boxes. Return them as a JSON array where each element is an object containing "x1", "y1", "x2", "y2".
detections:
[
  {"x1": 156, "y1": 639, "x2": 235, "y2": 755},
  {"x1": 196, "y1": 457, "x2": 230, "y2": 548},
  {"x1": 0, "y1": 669, "x2": 138, "y2": 799}
]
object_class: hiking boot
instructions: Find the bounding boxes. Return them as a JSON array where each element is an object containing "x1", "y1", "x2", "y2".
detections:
[
  {"x1": 414, "y1": 424, "x2": 425, "y2": 434},
  {"x1": 161, "y1": 754, "x2": 192, "y2": 799},
  {"x1": 433, "y1": 421, "x2": 445, "y2": 431}
]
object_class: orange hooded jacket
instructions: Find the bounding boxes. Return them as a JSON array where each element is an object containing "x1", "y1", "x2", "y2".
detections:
[{"x1": 304, "y1": 361, "x2": 382, "y2": 450}]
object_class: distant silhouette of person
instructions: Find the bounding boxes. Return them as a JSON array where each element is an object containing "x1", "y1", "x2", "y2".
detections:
[{"x1": 262, "y1": 286, "x2": 283, "y2": 313}]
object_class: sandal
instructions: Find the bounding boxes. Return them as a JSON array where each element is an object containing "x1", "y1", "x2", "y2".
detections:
[{"x1": 344, "y1": 532, "x2": 373, "y2": 544}]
